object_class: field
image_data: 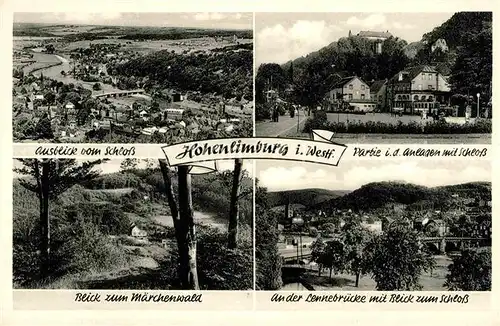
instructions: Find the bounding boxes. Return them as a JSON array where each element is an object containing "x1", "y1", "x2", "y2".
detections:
[{"x1": 59, "y1": 37, "x2": 252, "y2": 54}]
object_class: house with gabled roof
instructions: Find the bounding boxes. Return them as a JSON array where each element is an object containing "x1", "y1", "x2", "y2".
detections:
[
  {"x1": 387, "y1": 65, "x2": 452, "y2": 114},
  {"x1": 324, "y1": 76, "x2": 377, "y2": 112},
  {"x1": 369, "y1": 79, "x2": 388, "y2": 111}
]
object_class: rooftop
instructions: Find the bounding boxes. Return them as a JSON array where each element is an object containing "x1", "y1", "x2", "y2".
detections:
[
  {"x1": 358, "y1": 31, "x2": 393, "y2": 39},
  {"x1": 389, "y1": 65, "x2": 438, "y2": 83},
  {"x1": 369, "y1": 79, "x2": 387, "y2": 93}
]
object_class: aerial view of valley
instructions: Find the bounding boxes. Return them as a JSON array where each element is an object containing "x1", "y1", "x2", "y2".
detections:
[{"x1": 12, "y1": 13, "x2": 253, "y2": 143}]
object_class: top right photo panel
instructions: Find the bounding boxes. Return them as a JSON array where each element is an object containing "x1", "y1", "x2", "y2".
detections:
[{"x1": 255, "y1": 12, "x2": 492, "y2": 144}]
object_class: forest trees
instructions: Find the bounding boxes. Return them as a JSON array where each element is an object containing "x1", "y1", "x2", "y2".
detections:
[
  {"x1": 14, "y1": 159, "x2": 102, "y2": 280},
  {"x1": 113, "y1": 48, "x2": 252, "y2": 100},
  {"x1": 449, "y1": 24, "x2": 492, "y2": 103}
]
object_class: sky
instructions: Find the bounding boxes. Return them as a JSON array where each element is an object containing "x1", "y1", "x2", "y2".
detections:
[
  {"x1": 13, "y1": 12, "x2": 253, "y2": 30},
  {"x1": 255, "y1": 12, "x2": 455, "y2": 66},
  {"x1": 256, "y1": 160, "x2": 491, "y2": 192}
]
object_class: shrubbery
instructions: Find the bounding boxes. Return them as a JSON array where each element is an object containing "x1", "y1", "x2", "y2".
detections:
[
  {"x1": 303, "y1": 116, "x2": 492, "y2": 134},
  {"x1": 13, "y1": 213, "x2": 128, "y2": 288},
  {"x1": 160, "y1": 226, "x2": 253, "y2": 290}
]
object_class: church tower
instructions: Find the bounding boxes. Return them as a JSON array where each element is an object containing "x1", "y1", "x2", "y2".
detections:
[{"x1": 348, "y1": 30, "x2": 352, "y2": 37}]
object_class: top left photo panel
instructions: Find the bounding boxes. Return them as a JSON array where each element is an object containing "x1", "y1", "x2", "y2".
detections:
[{"x1": 12, "y1": 12, "x2": 254, "y2": 144}]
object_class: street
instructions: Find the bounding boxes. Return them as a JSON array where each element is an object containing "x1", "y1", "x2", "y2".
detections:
[{"x1": 256, "y1": 110, "x2": 308, "y2": 137}]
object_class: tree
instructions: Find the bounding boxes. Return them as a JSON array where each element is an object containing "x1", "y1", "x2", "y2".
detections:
[
  {"x1": 226, "y1": 159, "x2": 243, "y2": 249},
  {"x1": 43, "y1": 91, "x2": 56, "y2": 106},
  {"x1": 448, "y1": 214, "x2": 475, "y2": 237},
  {"x1": 255, "y1": 63, "x2": 288, "y2": 104},
  {"x1": 255, "y1": 182, "x2": 283, "y2": 290},
  {"x1": 342, "y1": 222, "x2": 371, "y2": 287},
  {"x1": 13, "y1": 159, "x2": 102, "y2": 279},
  {"x1": 445, "y1": 249, "x2": 491, "y2": 291},
  {"x1": 321, "y1": 240, "x2": 346, "y2": 280},
  {"x1": 367, "y1": 224, "x2": 436, "y2": 290},
  {"x1": 449, "y1": 23, "x2": 492, "y2": 101},
  {"x1": 310, "y1": 238, "x2": 327, "y2": 276},
  {"x1": 322, "y1": 222, "x2": 336, "y2": 235},
  {"x1": 93, "y1": 83, "x2": 102, "y2": 91},
  {"x1": 151, "y1": 101, "x2": 160, "y2": 112},
  {"x1": 34, "y1": 113, "x2": 54, "y2": 140},
  {"x1": 158, "y1": 160, "x2": 199, "y2": 289},
  {"x1": 120, "y1": 158, "x2": 139, "y2": 172},
  {"x1": 45, "y1": 44, "x2": 55, "y2": 54},
  {"x1": 143, "y1": 159, "x2": 155, "y2": 170}
]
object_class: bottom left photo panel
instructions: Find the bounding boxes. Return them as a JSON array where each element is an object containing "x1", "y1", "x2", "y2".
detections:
[{"x1": 12, "y1": 158, "x2": 254, "y2": 291}]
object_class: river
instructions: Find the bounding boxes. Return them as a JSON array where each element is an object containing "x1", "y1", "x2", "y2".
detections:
[{"x1": 29, "y1": 51, "x2": 122, "y2": 94}]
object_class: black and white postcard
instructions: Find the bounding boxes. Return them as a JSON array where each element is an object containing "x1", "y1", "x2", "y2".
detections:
[
  {"x1": 255, "y1": 12, "x2": 492, "y2": 144},
  {"x1": 12, "y1": 12, "x2": 253, "y2": 143},
  {"x1": 256, "y1": 160, "x2": 491, "y2": 292}
]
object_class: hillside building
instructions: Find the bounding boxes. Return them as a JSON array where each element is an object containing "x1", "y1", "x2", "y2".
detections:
[
  {"x1": 431, "y1": 38, "x2": 449, "y2": 53},
  {"x1": 130, "y1": 224, "x2": 148, "y2": 239},
  {"x1": 357, "y1": 30, "x2": 393, "y2": 54}
]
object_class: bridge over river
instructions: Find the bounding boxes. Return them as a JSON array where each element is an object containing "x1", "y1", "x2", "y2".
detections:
[{"x1": 92, "y1": 89, "x2": 146, "y2": 99}]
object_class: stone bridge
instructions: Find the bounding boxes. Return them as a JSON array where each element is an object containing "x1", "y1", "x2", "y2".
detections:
[
  {"x1": 419, "y1": 236, "x2": 488, "y2": 253},
  {"x1": 92, "y1": 89, "x2": 145, "y2": 99}
]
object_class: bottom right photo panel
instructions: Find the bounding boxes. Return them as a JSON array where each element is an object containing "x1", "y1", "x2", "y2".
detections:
[{"x1": 255, "y1": 160, "x2": 491, "y2": 292}]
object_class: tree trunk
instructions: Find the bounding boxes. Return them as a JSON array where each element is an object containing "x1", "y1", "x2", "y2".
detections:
[
  {"x1": 329, "y1": 268, "x2": 333, "y2": 280},
  {"x1": 177, "y1": 165, "x2": 199, "y2": 290},
  {"x1": 228, "y1": 159, "x2": 243, "y2": 249},
  {"x1": 355, "y1": 273, "x2": 360, "y2": 287},
  {"x1": 33, "y1": 161, "x2": 44, "y2": 280},
  {"x1": 159, "y1": 160, "x2": 179, "y2": 225},
  {"x1": 40, "y1": 160, "x2": 51, "y2": 279}
]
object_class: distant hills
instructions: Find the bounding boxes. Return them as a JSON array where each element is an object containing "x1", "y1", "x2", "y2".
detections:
[
  {"x1": 268, "y1": 181, "x2": 491, "y2": 212},
  {"x1": 267, "y1": 188, "x2": 349, "y2": 208}
]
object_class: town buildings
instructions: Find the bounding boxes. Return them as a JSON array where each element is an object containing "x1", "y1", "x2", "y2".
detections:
[
  {"x1": 369, "y1": 79, "x2": 388, "y2": 111},
  {"x1": 324, "y1": 76, "x2": 377, "y2": 112},
  {"x1": 386, "y1": 65, "x2": 452, "y2": 114}
]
